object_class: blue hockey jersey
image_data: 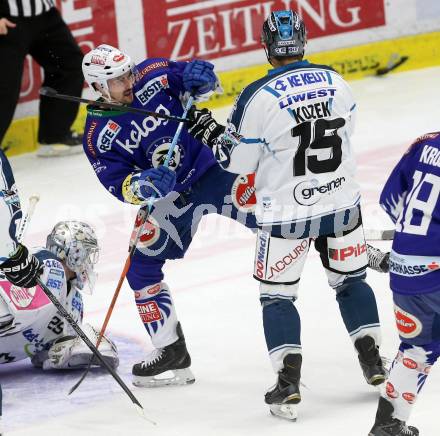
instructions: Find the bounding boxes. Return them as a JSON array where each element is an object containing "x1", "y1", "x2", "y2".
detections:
[
  {"x1": 380, "y1": 132, "x2": 440, "y2": 294},
  {"x1": 83, "y1": 58, "x2": 216, "y2": 204}
]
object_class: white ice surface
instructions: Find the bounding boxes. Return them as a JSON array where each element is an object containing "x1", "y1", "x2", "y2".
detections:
[{"x1": 2, "y1": 66, "x2": 440, "y2": 436}]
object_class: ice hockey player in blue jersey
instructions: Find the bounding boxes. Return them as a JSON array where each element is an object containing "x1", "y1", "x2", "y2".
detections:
[
  {"x1": 187, "y1": 10, "x2": 386, "y2": 420},
  {"x1": 81, "y1": 44, "x2": 257, "y2": 387},
  {"x1": 367, "y1": 132, "x2": 440, "y2": 436}
]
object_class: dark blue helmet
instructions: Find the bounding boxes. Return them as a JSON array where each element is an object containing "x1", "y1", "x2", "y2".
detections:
[{"x1": 261, "y1": 10, "x2": 307, "y2": 60}]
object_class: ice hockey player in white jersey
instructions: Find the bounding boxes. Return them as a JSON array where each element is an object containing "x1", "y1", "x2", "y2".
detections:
[
  {"x1": 0, "y1": 220, "x2": 118, "y2": 372},
  {"x1": 187, "y1": 10, "x2": 386, "y2": 420}
]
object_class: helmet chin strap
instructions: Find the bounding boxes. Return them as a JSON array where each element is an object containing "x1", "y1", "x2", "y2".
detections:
[{"x1": 263, "y1": 44, "x2": 274, "y2": 66}]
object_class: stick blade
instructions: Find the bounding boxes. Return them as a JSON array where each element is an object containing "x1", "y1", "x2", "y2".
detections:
[{"x1": 40, "y1": 87, "x2": 58, "y2": 97}]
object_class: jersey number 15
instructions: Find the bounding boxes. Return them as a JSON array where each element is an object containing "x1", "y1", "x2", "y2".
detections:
[{"x1": 291, "y1": 118, "x2": 345, "y2": 176}]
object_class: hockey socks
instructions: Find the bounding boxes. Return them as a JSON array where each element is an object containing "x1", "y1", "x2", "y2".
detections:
[
  {"x1": 261, "y1": 298, "x2": 301, "y2": 372},
  {"x1": 134, "y1": 282, "x2": 179, "y2": 348},
  {"x1": 383, "y1": 342, "x2": 439, "y2": 422},
  {"x1": 336, "y1": 279, "x2": 381, "y2": 343}
]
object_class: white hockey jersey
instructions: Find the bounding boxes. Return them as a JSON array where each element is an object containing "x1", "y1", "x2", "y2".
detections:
[
  {"x1": 0, "y1": 249, "x2": 83, "y2": 364},
  {"x1": 221, "y1": 60, "x2": 360, "y2": 227}
]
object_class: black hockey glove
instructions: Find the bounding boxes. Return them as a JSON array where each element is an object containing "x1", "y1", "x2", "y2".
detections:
[
  {"x1": 187, "y1": 106, "x2": 225, "y2": 148},
  {"x1": 367, "y1": 244, "x2": 390, "y2": 273},
  {"x1": 0, "y1": 244, "x2": 43, "y2": 287}
]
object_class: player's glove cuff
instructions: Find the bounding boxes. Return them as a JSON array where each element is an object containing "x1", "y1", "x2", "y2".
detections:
[
  {"x1": 187, "y1": 107, "x2": 225, "y2": 148},
  {"x1": 367, "y1": 244, "x2": 390, "y2": 273}
]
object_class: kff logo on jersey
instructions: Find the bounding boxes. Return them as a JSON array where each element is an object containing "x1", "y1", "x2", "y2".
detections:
[{"x1": 97, "y1": 120, "x2": 121, "y2": 153}]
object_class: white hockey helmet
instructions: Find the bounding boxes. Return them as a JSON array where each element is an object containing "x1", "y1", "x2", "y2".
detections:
[
  {"x1": 46, "y1": 221, "x2": 100, "y2": 294},
  {"x1": 82, "y1": 44, "x2": 136, "y2": 100}
]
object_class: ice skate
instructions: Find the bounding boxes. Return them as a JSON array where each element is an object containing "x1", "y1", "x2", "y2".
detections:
[
  {"x1": 369, "y1": 397, "x2": 419, "y2": 435},
  {"x1": 37, "y1": 131, "x2": 83, "y2": 157},
  {"x1": 355, "y1": 335, "x2": 387, "y2": 386},
  {"x1": 265, "y1": 353, "x2": 302, "y2": 421},
  {"x1": 132, "y1": 322, "x2": 195, "y2": 387}
]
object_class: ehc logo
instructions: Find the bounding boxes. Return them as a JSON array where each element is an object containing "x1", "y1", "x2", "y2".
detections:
[{"x1": 97, "y1": 120, "x2": 121, "y2": 153}]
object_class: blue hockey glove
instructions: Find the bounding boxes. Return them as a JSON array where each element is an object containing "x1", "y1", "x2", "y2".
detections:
[
  {"x1": 183, "y1": 60, "x2": 218, "y2": 95},
  {"x1": 137, "y1": 166, "x2": 176, "y2": 201}
]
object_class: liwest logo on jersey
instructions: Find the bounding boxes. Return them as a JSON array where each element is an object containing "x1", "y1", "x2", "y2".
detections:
[
  {"x1": 135, "y1": 74, "x2": 169, "y2": 106},
  {"x1": 279, "y1": 88, "x2": 337, "y2": 110},
  {"x1": 97, "y1": 120, "x2": 121, "y2": 153}
]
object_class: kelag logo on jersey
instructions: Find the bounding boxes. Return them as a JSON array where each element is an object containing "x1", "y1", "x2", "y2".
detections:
[
  {"x1": 135, "y1": 74, "x2": 169, "y2": 106},
  {"x1": 97, "y1": 120, "x2": 121, "y2": 153},
  {"x1": 116, "y1": 104, "x2": 171, "y2": 154}
]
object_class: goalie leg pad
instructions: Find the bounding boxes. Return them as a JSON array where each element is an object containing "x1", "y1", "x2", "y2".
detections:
[{"x1": 42, "y1": 323, "x2": 119, "y2": 370}]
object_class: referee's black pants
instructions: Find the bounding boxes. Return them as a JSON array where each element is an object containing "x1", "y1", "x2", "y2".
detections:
[{"x1": 0, "y1": 8, "x2": 83, "y2": 146}]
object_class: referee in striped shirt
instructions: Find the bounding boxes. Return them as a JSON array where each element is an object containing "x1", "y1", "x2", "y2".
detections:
[{"x1": 0, "y1": 0, "x2": 84, "y2": 157}]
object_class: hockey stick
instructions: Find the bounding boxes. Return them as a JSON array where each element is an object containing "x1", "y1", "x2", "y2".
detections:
[
  {"x1": 16, "y1": 194, "x2": 40, "y2": 243},
  {"x1": 39, "y1": 87, "x2": 189, "y2": 123},
  {"x1": 375, "y1": 56, "x2": 409, "y2": 76},
  {"x1": 69, "y1": 93, "x2": 196, "y2": 395},
  {"x1": 35, "y1": 277, "x2": 149, "y2": 419},
  {"x1": 364, "y1": 229, "x2": 395, "y2": 241}
]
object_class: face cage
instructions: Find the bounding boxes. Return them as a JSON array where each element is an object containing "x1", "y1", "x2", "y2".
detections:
[{"x1": 70, "y1": 247, "x2": 99, "y2": 295}]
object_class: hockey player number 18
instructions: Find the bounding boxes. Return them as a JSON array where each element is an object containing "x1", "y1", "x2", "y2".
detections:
[
  {"x1": 291, "y1": 118, "x2": 346, "y2": 176},
  {"x1": 398, "y1": 170, "x2": 440, "y2": 236}
]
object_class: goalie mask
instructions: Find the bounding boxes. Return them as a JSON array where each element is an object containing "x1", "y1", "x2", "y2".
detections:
[
  {"x1": 261, "y1": 10, "x2": 307, "y2": 61},
  {"x1": 82, "y1": 44, "x2": 137, "y2": 101},
  {"x1": 46, "y1": 221, "x2": 99, "y2": 294}
]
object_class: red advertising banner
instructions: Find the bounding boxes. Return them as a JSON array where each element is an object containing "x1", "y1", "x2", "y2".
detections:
[
  {"x1": 18, "y1": 0, "x2": 118, "y2": 104},
  {"x1": 144, "y1": 0, "x2": 386, "y2": 61}
]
